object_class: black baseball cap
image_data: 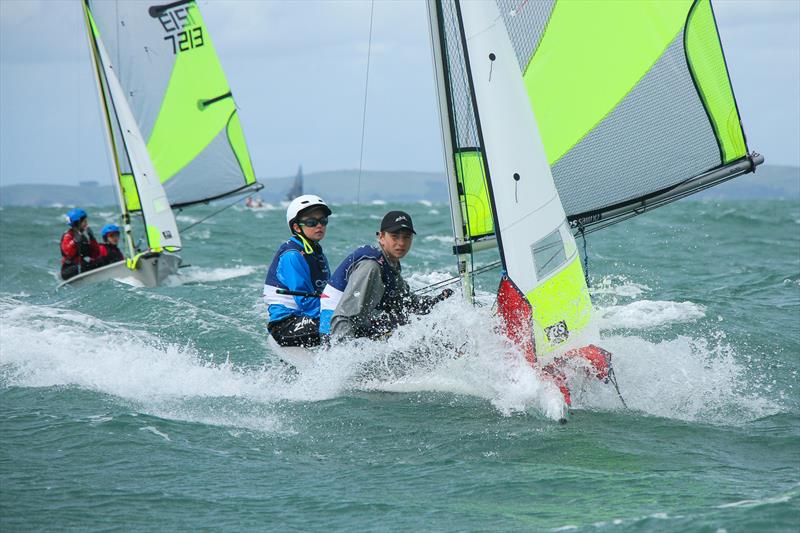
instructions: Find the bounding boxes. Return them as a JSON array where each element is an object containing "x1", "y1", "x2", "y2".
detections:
[{"x1": 379, "y1": 210, "x2": 416, "y2": 234}]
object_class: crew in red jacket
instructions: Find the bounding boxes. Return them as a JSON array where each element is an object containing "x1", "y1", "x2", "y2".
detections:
[
  {"x1": 60, "y1": 208, "x2": 101, "y2": 280},
  {"x1": 97, "y1": 224, "x2": 125, "y2": 267}
]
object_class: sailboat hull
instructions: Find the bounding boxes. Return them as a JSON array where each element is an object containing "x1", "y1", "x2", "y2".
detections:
[{"x1": 57, "y1": 252, "x2": 181, "y2": 289}]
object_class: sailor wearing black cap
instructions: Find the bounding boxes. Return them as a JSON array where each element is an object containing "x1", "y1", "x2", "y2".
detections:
[{"x1": 319, "y1": 210, "x2": 453, "y2": 341}]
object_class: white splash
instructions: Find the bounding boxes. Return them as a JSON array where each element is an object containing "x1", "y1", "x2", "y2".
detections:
[
  {"x1": 596, "y1": 300, "x2": 706, "y2": 329},
  {"x1": 423, "y1": 235, "x2": 454, "y2": 244},
  {"x1": 165, "y1": 265, "x2": 258, "y2": 286}
]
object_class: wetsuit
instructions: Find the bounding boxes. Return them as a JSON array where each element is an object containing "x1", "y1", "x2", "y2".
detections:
[
  {"x1": 60, "y1": 229, "x2": 101, "y2": 280},
  {"x1": 263, "y1": 236, "x2": 330, "y2": 347}
]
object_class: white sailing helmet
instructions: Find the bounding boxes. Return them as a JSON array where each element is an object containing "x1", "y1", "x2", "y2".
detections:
[{"x1": 286, "y1": 195, "x2": 332, "y2": 228}]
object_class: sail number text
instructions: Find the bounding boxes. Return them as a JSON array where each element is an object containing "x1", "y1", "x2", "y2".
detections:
[
  {"x1": 164, "y1": 27, "x2": 204, "y2": 54},
  {"x1": 153, "y1": 5, "x2": 205, "y2": 55}
]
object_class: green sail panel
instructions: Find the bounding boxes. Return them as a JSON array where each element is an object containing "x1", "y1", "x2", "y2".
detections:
[
  {"x1": 685, "y1": 0, "x2": 747, "y2": 164},
  {"x1": 496, "y1": 0, "x2": 752, "y2": 221},
  {"x1": 455, "y1": 150, "x2": 494, "y2": 238},
  {"x1": 86, "y1": 0, "x2": 258, "y2": 209}
]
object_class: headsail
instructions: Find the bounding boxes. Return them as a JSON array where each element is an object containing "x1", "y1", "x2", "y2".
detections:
[
  {"x1": 85, "y1": 0, "x2": 260, "y2": 210},
  {"x1": 444, "y1": 0, "x2": 761, "y2": 236}
]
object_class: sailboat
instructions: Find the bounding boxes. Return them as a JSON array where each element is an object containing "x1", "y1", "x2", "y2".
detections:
[
  {"x1": 270, "y1": 0, "x2": 761, "y2": 417},
  {"x1": 426, "y1": 0, "x2": 761, "y2": 408},
  {"x1": 285, "y1": 165, "x2": 305, "y2": 203},
  {"x1": 61, "y1": 0, "x2": 261, "y2": 288}
]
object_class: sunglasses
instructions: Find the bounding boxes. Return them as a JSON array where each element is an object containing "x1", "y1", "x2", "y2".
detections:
[{"x1": 298, "y1": 217, "x2": 329, "y2": 228}]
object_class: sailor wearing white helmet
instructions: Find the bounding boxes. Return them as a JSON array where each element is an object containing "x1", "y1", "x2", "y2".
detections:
[{"x1": 263, "y1": 195, "x2": 332, "y2": 347}]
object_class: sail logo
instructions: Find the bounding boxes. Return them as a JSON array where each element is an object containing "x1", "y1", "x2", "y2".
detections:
[
  {"x1": 149, "y1": 3, "x2": 205, "y2": 55},
  {"x1": 544, "y1": 320, "x2": 569, "y2": 344}
]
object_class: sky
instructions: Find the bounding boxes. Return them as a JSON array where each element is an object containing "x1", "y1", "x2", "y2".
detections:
[{"x1": 0, "y1": 0, "x2": 798, "y2": 187}]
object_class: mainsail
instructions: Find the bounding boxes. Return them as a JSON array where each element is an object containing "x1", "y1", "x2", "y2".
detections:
[
  {"x1": 286, "y1": 165, "x2": 304, "y2": 202},
  {"x1": 84, "y1": 0, "x2": 260, "y2": 211},
  {"x1": 427, "y1": 0, "x2": 761, "y2": 358},
  {"x1": 83, "y1": 2, "x2": 181, "y2": 252},
  {"x1": 439, "y1": 0, "x2": 762, "y2": 241}
]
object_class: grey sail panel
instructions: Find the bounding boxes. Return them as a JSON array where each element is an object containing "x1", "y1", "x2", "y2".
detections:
[
  {"x1": 552, "y1": 34, "x2": 721, "y2": 217},
  {"x1": 492, "y1": 0, "x2": 758, "y2": 230}
]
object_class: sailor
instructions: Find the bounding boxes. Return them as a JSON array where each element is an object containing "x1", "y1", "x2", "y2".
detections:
[
  {"x1": 320, "y1": 210, "x2": 453, "y2": 342},
  {"x1": 96, "y1": 224, "x2": 126, "y2": 267},
  {"x1": 59, "y1": 208, "x2": 101, "y2": 280},
  {"x1": 263, "y1": 195, "x2": 332, "y2": 347}
]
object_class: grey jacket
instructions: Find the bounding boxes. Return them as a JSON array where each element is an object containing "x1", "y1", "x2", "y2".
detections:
[{"x1": 329, "y1": 250, "x2": 436, "y2": 340}]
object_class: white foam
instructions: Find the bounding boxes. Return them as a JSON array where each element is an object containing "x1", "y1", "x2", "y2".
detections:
[
  {"x1": 0, "y1": 300, "x2": 291, "y2": 434},
  {"x1": 591, "y1": 275, "x2": 650, "y2": 298},
  {"x1": 0, "y1": 283, "x2": 781, "y2": 427},
  {"x1": 140, "y1": 426, "x2": 171, "y2": 441},
  {"x1": 423, "y1": 235, "x2": 453, "y2": 244},
  {"x1": 164, "y1": 265, "x2": 258, "y2": 286},
  {"x1": 597, "y1": 300, "x2": 706, "y2": 329}
]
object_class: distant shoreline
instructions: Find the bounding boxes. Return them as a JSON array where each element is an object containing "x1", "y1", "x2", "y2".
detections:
[{"x1": 1, "y1": 165, "x2": 797, "y2": 206}]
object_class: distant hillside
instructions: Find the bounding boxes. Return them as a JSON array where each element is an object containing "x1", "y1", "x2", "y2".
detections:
[
  {"x1": 0, "y1": 182, "x2": 116, "y2": 207},
  {"x1": 259, "y1": 169, "x2": 449, "y2": 204},
  {"x1": 1, "y1": 165, "x2": 796, "y2": 207}
]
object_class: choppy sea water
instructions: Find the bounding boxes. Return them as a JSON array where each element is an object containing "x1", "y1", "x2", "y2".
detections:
[{"x1": 1, "y1": 199, "x2": 798, "y2": 531}]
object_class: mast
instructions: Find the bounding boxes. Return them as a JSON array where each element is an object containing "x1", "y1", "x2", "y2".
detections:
[
  {"x1": 81, "y1": 0, "x2": 135, "y2": 258},
  {"x1": 426, "y1": 0, "x2": 474, "y2": 302}
]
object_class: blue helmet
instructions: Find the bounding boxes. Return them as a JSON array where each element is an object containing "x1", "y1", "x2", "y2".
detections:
[
  {"x1": 66, "y1": 208, "x2": 87, "y2": 226},
  {"x1": 101, "y1": 224, "x2": 121, "y2": 239}
]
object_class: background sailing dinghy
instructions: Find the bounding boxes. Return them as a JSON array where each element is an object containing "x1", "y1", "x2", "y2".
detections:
[
  {"x1": 426, "y1": 0, "x2": 762, "y2": 412},
  {"x1": 61, "y1": 0, "x2": 261, "y2": 288}
]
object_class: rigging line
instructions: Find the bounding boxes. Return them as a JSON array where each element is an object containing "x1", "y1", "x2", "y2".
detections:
[
  {"x1": 579, "y1": 224, "x2": 590, "y2": 288},
  {"x1": 355, "y1": 0, "x2": 375, "y2": 208},
  {"x1": 177, "y1": 190, "x2": 260, "y2": 234},
  {"x1": 413, "y1": 259, "x2": 502, "y2": 295}
]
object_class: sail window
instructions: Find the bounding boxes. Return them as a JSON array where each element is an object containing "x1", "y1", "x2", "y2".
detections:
[{"x1": 531, "y1": 222, "x2": 570, "y2": 280}]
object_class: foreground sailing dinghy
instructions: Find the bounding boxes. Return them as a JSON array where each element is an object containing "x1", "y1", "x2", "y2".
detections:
[
  {"x1": 427, "y1": 0, "x2": 761, "y2": 411},
  {"x1": 61, "y1": 0, "x2": 260, "y2": 288},
  {"x1": 271, "y1": 0, "x2": 761, "y2": 418}
]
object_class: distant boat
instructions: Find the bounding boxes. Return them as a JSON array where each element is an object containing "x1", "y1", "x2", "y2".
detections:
[
  {"x1": 62, "y1": 0, "x2": 262, "y2": 289},
  {"x1": 285, "y1": 165, "x2": 304, "y2": 202}
]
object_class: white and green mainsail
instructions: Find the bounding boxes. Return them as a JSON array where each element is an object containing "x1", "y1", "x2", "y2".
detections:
[
  {"x1": 83, "y1": 1, "x2": 180, "y2": 253},
  {"x1": 83, "y1": 0, "x2": 259, "y2": 251},
  {"x1": 428, "y1": 0, "x2": 761, "y2": 359}
]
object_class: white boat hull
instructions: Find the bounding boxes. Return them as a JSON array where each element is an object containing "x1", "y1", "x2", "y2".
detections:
[{"x1": 58, "y1": 252, "x2": 181, "y2": 289}]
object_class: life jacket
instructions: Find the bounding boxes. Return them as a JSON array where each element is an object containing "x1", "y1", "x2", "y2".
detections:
[
  {"x1": 60, "y1": 230, "x2": 100, "y2": 268},
  {"x1": 263, "y1": 236, "x2": 330, "y2": 322},
  {"x1": 319, "y1": 245, "x2": 399, "y2": 334},
  {"x1": 99, "y1": 243, "x2": 125, "y2": 264}
]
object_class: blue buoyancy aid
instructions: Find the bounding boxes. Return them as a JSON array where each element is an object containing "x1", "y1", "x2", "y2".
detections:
[
  {"x1": 319, "y1": 245, "x2": 399, "y2": 334},
  {"x1": 263, "y1": 236, "x2": 330, "y2": 323}
]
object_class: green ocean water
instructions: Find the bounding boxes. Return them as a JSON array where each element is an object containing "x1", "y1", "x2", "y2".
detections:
[{"x1": 1, "y1": 199, "x2": 798, "y2": 531}]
